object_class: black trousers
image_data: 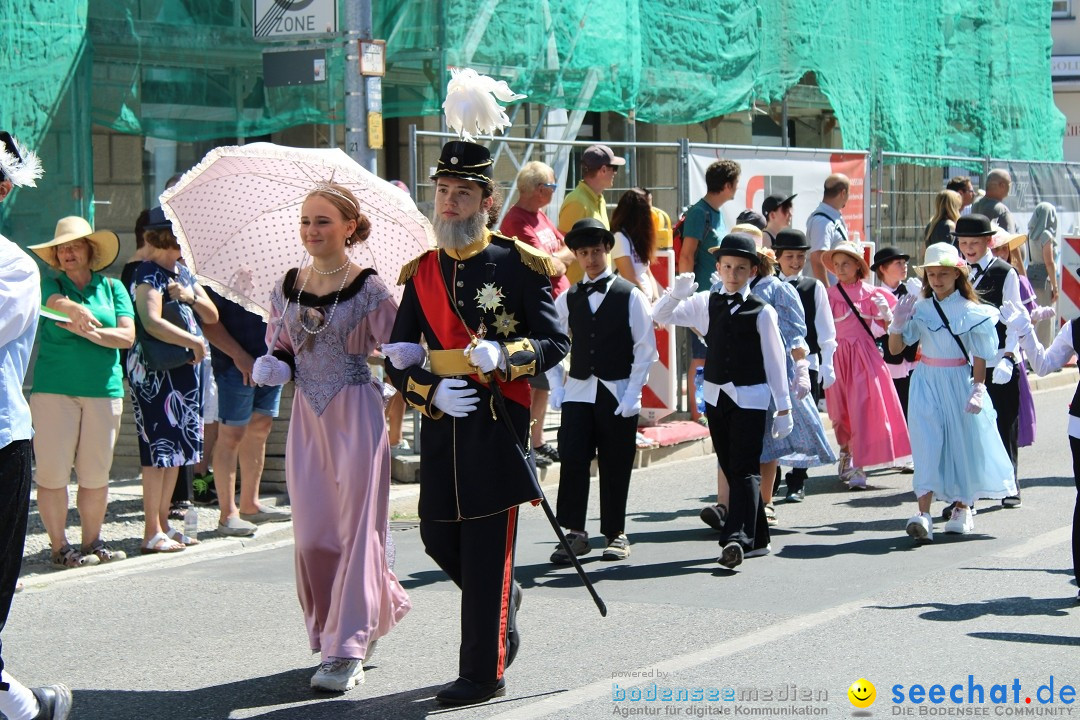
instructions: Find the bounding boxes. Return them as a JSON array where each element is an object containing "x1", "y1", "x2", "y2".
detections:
[
  {"x1": 172, "y1": 464, "x2": 194, "y2": 503},
  {"x1": 1069, "y1": 436, "x2": 1080, "y2": 591},
  {"x1": 0, "y1": 440, "x2": 32, "y2": 675},
  {"x1": 420, "y1": 507, "x2": 518, "y2": 682},
  {"x1": 556, "y1": 384, "x2": 638, "y2": 539},
  {"x1": 705, "y1": 391, "x2": 769, "y2": 551},
  {"x1": 986, "y1": 365, "x2": 1020, "y2": 483},
  {"x1": 892, "y1": 374, "x2": 910, "y2": 419}
]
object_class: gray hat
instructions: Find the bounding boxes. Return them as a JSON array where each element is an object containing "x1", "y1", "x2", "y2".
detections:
[{"x1": 582, "y1": 144, "x2": 625, "y2": 171}]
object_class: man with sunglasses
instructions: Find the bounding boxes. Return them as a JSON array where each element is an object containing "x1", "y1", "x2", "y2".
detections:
[{"x1": 558, "y1": 144, "x2": 625, "y2": 284}]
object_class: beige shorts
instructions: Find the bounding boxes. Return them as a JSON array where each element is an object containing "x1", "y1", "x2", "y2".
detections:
[{"x1": 30, "y1": 393, "x2": 124, "y2": 490}]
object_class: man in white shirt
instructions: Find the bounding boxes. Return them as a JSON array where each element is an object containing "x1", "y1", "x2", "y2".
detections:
[{"x1": 807, "y1": 174, "x2": 851, "y2": 285}]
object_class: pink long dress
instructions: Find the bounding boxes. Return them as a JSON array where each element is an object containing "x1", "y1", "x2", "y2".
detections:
[
  {"x1": 270, "y1": 269, "x2": 411, "y2": 661},
  {"x1": 825, "y1": 280, "x2": 912, "y2": 469}
]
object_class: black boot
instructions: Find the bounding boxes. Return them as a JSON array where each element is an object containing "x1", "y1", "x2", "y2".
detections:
[
  {"x1": 505, "y1": 581, "x2": 522, "y2": 669},
  {"x1": 435, "y1": 677, "x2": 507, "y2": 705}
]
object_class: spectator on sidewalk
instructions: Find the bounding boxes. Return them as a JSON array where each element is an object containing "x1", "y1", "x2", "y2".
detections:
[
  {"x1": 202, "y1": 288, "x2": 291, "y2": 537},
  {"x1": 26, "y1": 217, "x2": 133, "y2": 568},
  {"x1": 922, "y1": 190, "x2": 962, "y2": 256},
  {"x1": 761, "y1": 194, "x2": 795, "y2": 248},
  {"x1": 1028, "y1": 202, "x2": 1060, "y2": 305},
  {"x1": 971, "y1": 169, "x2": 1016, "y2": 234},
  {"x1": 677, "y1": 159, "x2": 740, "y2": 422},
  {"x1": 807, "y1": 174, "x2": 851, "y2": 285},
  {"x1": 0, "y1": 129, "x2": 73, "y2": 720},
  {"x1": 502, "y1": 161, "x2": 574, "y2": 467},
  {"x1": 558, "y1": 144, "x2": 624, "y2": 284},
  {"x1": 611, "y1": 188, "x2": 660, "y2": 302},
  {"x1": 946, "y1": 176, "x2": 976, "y2": 216}
]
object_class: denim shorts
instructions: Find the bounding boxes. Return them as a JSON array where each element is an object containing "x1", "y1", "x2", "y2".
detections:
[
  {"x1": 689, "y1": 329, "x2": 707, "y2": 360},
  {"x1": 213, "y1": 365, "x2": 282, "y2": 425}
]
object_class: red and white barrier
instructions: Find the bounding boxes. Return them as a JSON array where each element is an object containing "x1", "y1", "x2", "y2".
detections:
[{"x1": 642, "y1": 247, "x2": 677, "y2": 424}]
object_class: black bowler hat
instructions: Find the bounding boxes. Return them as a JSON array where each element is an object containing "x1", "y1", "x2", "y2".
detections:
[
  {"x1": 707, "y1": 232, "x2": 761, "y2": 265},
  {"x1": 564, "y1": 217, "x2": 614, "y2": 250},
  {"x1": 431, "y1": 140, "x2": 493, "y2": 188},
  {"x1": 736, "y1": 209, "x2": 767, "y2": 230},
  {"x1": 762, "y1": 193, "x2": 797, "y2": 216},
  {"x1": 773, "y1": 228, "x2": 810, "y2": 251},
  {"x1": 144, "y1": 206, "x2": 172, "y2": 230},
  {"x1": 870, "y1": 246, "x2": 910, "y2": 272},
  {"x1": 953, "y1": 213, "x2": 996, "y2": 238}
]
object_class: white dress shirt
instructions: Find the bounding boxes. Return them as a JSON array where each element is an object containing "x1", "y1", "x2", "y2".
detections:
[
  {"x1": 553, "y1": 269, "x2": 658, "y2": 405},
  {"x1": 777, "y1": 270, "x2": 837, "y2": 372},
  {"x1": 1021, "y1": 322, "x2": 1080, "y2": 438},
  {"x1": 652, "y1": 281, "x2": 792, "y2": 412},
  {"x1": 969, "y1": 249, "x2": 1020, "y2": 364}
]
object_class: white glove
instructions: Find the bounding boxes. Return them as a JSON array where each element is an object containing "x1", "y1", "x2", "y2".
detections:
[
  {"x1": 432, "y1": 378, "x2": 479, "y2": 418},
  {"x1": 381, "y1": 342, "x2": 427, "y2": 370},
  {"x1": 870, "y1": 293, "x2": 892, "y2": 324},
  {"x1": 772, "y1": 411, "x2": 794, "y2": 439},
  {"x1": 999, "y1": 300, "x2": 1033, "y2": 337},
  {"x1": 670, "y1": 272, "x2": 699, "y2": 300},
  {"x1": 710, "y1": 270, "x2": 721, "y2": 288},
  {"x1": 888, "y1": 294, "x2": 917, "y2": 335},
  {"x1": 1031, "y1": 305, "x2": 1056, "y2": 323},
  {"x1": 251, "y1": 355, "x2": 291, "y2": 386},
  {"x1": 549, "y1": 384, "x2": 565, "y2": 411},
  {"x1": 820, "y1": 346, "x2": 836, "y2": 390},
  {"x1": 613, "y1": 390, "x2": 642, "y2": 418},
  {"x1": 965, "y1": 382, "x2": 986, "y2": 414},
  {"x1": 992, "y1": 357, "x2": 1015, "y2": 384},
  {"x1": 465, "y1": 340, "x2": 505, "y2": 374},
  {"x1": 793, "y1": 359, "x2": 811, "y2": 400}
]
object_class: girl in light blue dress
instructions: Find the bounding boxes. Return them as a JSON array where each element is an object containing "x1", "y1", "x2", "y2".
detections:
[{"x1": 888, "y1": 243, "x2": 1016, "y2": 543}]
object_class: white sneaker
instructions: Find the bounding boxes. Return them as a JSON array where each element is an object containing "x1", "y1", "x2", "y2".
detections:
[
  {"x1": 311, "y1": 658, "x2": 365, "y2": 692},
  {"x1": 745, "y1": 544, "x2": 772, "y2": 558},
  {"x1": 905, "y1": 513, "x2": 933, "y2": 543},
  {"x1": 847, "y1": 469, "x2": 867, "y2": 489},
  {"x1": 943, "y1": 506, "x2": 974, "y2": 535}
]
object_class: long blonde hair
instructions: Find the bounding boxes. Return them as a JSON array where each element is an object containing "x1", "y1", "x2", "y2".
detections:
[{"x1": 924, "y1": 189, "x2": 962, "y2": 246}]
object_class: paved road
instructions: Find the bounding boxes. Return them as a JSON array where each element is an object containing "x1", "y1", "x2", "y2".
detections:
[{"x1": 5, "y1": 385, "x2": 1079, "y2": 719}]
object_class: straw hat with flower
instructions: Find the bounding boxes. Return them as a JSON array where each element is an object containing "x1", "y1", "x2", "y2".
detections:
[{"x1": 918, "y1": 242, "x2": 969, "y2": 275}]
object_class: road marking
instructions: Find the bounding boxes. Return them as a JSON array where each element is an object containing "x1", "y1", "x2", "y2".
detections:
[{"x1": 487, "y1": 598, "x2": 870, "y2": 720}]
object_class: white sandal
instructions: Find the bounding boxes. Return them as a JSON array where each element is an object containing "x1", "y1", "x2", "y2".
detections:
[
  {"x1": 166, "y1": 528, "x2": 200, "y2": 546},
  {"x1": 141, "y1": 531, "x2": 185, "y2": 555}
]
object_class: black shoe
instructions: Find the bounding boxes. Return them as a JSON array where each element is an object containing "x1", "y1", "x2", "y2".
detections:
[
  {"x1": 192, "y1": 487, "x2": 219, "y2": 507},
  {"x1": 505, "y1": 582, "x2": 522, "y2": 669},
  {"x1": 532, "y1": 452, "x2": 552, "y2": 469},
  {"x1": 699, "y1": 504, "x2": 727, "y2": 531},
  {"x1": 1002, "y1": 494, "x2": 1022, "y2": 508},
  {"x1": 168, "y1": 500, "x2": 191, "y2": 521},
  {"x1": 435, "y1": 677, "x2": 506, "y2": 706},
  {"x1": 31, "y1": 684, "x2": 73, "y2": 720},
  {"x1": 941, "y1": 501, "x2": 958, "y2": 523},
  {"x1": 718, "y1": 541, "x2": 744, "y2": 569},
  {"x1": 533, "y1": 443, "x2": 560, "y2": 463}
]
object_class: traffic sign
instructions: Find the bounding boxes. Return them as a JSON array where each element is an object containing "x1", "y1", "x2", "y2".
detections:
[{"x1": 253, "y1": 0, "x2": 337, "y2": 40}]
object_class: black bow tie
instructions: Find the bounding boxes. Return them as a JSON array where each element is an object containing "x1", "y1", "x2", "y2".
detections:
[
  {"x1": 580, "y1": 276, "x2": 613, "y2": 296},
  {"x1": 895, "y1": 283, "x2": 908, "y2": 297},
  {"x1": 723, "y1": 293, "x2": 743, "y2": 305}
]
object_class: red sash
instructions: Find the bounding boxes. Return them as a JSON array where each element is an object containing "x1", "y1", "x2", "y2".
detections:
[{"x1": 413, "y1": 252, "x2": 531, "y2": 408}]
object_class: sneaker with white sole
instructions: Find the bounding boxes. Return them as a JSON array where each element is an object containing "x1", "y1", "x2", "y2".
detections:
[
  {"x1": 745, "y1": 544, "x2": 772, "y2": 558},
  {"x1": 602, "y1": 534, "x2": 631, "y2": 561},
  {"x1": 943, "y1": 506, "x2": 974, "y2": 534},
  {"x1": 905, "y1": 513, "x2": 934, "y2": 543},
  {"x1": 550, "y1": 531, "x2": 590, "y2": 564},
  {"x1": 311, "y1": 658, "x2": 364, "y2": 692},
  {"x1": 847, "y1": 469, "x2": 867, "y2": 489},
  {"x1": 30, "y1": 684, "x2": 73, "y2": 720}
]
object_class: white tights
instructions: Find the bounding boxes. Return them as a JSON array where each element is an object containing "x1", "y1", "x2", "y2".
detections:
[{"x1": 0, "y1": 671, "x2": 39, "y2": 720}]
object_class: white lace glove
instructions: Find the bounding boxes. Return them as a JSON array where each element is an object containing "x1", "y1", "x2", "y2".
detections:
[
  {"x1": 251, "y1": 355, "x2": 291, "y2": 386},
  {"x1": 613, "y1": 390, "x2": 642, "y2": 418},
  {"x1": 549, "y1": 384, "x2": 565, "y2": 411},
  {"x1": 870, "y1": 293, "x2": 893, "y2": 325},
  {"x1": 670, "y1": 272, "x2": 699, "y2": 300},
  {"x1": 1031, "y1": 305, "x2": 1056, "y2": 323},
  {"x1": 793, "y1": 358, "x2": 812, "y2": 400},
  {"x1": 772, "y1": 411, "x2": 794, "y2": 439},
  {"x1": 820, "y1": 346, "x2": 836, "y2": 390},
  {"x1": 888, "y1": 294, "x2": 917, "y2": 335},
  {"x1": 465, "y1": 340, "x2": 506, "y2": 374},
  {"x1": 992, "y1": 357, "x2": 1015, "y2": 384},
  {"x1": 432, "y1": 378, "x2": 479, "y2": 418},
  {"x1": 1000, "y1": 300, "x2": 1033, "y2": 337},
  {"x1": 381, "y1": 342, "x2": 427, "y2": 370},
  {"x1": 966, "y1": 382, "x2": 986, "y2": 414}
]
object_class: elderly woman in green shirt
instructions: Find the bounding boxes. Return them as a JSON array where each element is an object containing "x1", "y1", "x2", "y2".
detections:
[{"x1": 27, "y1": 217, "x2": 134, "y2": 568}]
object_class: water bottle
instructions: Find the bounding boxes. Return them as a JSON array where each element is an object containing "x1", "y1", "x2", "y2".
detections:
[
  {"x1": 852, "y1": 230, "x2": 862, "y2": 246},
  {"x1": 184, "y1": 505, "x2": 198, "y2": 541},
  {"x1": 694, "y1": 365, "x2": 705, "y2": 414}
]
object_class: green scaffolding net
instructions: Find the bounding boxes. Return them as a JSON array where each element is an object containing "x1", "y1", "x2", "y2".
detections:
[{"x1": 0, "y1": 0, "x2": 1065, "y2": 245}]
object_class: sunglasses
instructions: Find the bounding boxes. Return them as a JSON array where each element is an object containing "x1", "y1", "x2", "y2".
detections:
[{"x1": 540, "y1": 183, "x2": 557, "y2": 190}]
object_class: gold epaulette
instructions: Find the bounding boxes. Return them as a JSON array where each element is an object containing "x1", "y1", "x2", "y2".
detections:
[
  {"x1": 397, "y1": 249, "x2": 435, "y2": 285},
  {"x1": 513, "y1": 239, "x2": 557, "y2": 277}
]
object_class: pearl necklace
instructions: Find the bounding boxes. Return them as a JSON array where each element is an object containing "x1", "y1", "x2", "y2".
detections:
[
  {"x1": 296, "y1": 264, "x2": 351, "y2": 335},
  {"x1": 311, "y1": 259, "x2": 351, "y2": 276}
]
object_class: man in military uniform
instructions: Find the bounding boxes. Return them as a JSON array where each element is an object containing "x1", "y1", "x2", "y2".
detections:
[{"x1": 384, "y1": 139, "x2": 570, "y2": 706}]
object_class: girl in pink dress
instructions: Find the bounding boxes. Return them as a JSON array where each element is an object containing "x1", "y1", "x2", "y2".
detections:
[
  {"x1": 823, "y1": 242, "x2": 911, "y2": 488},
  {"x1": 252, "y1": 183, "x2": 411, "y2": 693}
]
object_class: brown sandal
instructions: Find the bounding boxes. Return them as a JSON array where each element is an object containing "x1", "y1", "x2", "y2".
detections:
[
  {"x1": 82, "y1": 539, "x2": 127, "y2": 563},
  {"x1": 51, "y1": 544, "x2": 98, "y2": 569}
]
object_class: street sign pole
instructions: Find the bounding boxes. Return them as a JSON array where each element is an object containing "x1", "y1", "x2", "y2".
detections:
[{"x1": 344, "y1": 0, "x2": 375, "y2": 173}]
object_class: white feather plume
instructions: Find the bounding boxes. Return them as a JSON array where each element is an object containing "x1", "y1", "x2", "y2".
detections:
[
  {"x1": 443, "y1": 68, "x2": 527, "y2": 142},
  {"x1": 0, "y1": 135, "x2": 44, "y2": 188}
]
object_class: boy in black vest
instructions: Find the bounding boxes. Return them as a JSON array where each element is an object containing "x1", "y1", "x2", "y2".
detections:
[
  {"x1": 653, "y1": 232, "x2": 792, "y2": 569},
  {"x1": 549, "y1": 218, "x2": 658, "y2": 563},
  {"x1": 956, "y1": 214, "x2": 1023, "y2": 507},
  {"x1": 773, "y1": 229, "x2": 836, "y2": 502}
]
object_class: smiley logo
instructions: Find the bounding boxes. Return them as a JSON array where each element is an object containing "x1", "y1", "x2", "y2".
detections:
[{"x1": 848, "y1": 678, "x2": 876, "y2": 708}]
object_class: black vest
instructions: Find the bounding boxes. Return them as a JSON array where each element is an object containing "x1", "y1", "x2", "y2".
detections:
[
  {"x1": 1071, "y1": 319, "x2": 1080, "y2": 420},
  {"x1": 973, "y1": 257, "x2": 1013, "y2": 349},
  {"x1": 566, "y1": 276, "x2": 634, "y2": 381},
  {"x1": 704, "y1": 292, "x2": 767, "y2": 387},
  {"x1": 789, "y1": 276, "x2": 820, "y2": 355},
  {"x1": 879, "y1": 282, "x2": 919, "y2": 364}
]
